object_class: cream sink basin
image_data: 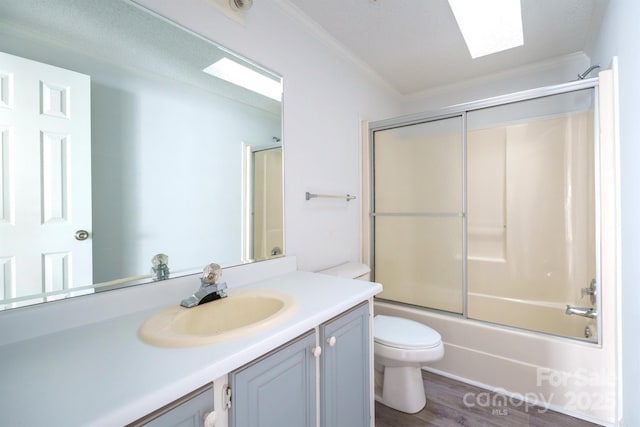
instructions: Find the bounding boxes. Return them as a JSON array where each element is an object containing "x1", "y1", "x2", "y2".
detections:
[{"x1": 139, "y1": 289, "x2": 297, "y2": 348}]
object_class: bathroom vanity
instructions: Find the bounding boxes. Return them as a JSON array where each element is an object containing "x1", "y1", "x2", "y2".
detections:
[
  {"x1": 136, "y1": 302, "x2": 371, "y2": 427},
  {"x1": 0, "y1": 258, "x2": 381, "y2": 426}
]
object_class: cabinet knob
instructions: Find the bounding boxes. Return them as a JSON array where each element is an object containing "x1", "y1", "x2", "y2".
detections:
[
  {"x1": 327, "y1": 336, "x2": 337, "y2": 347},
  {"x1": 203, "y1": 410, "x2": 217, "y2": 427},
  {"x1": 312, "y1": 346, "x2": 322, "y2": 358}
]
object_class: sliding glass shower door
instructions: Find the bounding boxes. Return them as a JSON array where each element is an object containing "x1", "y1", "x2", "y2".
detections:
[
  {"x1": 373, "y1": 116, "x2": 464, "y2": 314},
  {"x1": 466, "y1": 90, "x2": 597, "y2": 339},
  {"x1": 371, "y1": 87, "x2": 598, "y2": 341}
]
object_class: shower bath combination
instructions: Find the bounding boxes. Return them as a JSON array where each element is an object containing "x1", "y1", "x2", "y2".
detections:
[
  {"x1": 365, "y1": 67, "x2": 618, "y2": 425},
  {"x1": 369, "y1": 78, "x2": 600, "y2": 343}
]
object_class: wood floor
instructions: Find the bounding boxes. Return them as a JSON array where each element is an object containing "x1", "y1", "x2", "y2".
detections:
[{"x1": 375, "y1": 371, "x2": 601, "y2": 427}]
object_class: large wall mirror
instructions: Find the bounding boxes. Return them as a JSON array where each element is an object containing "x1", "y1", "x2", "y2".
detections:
[{"x1": 0, "y1": 0, "x2": 284, "y2": 310}]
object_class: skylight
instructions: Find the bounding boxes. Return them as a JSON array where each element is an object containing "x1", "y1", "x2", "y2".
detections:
[
  {"x1": 203, "y1": 57, "x2": 282, "y2": 101},
  {"x1": 448, "y1": 0, "x2": 524, "y2": 59}
]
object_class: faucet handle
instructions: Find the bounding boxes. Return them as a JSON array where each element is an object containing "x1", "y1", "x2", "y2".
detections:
[
  {"x1": 201, "y1": 263, "x2": 222, "y2": 284},
  {"x1": 151, "y1": 253, "x2": 170, "y2": 281},
  {"x1": 581, "y1": 279, "x2": 597, "y2": 305}
]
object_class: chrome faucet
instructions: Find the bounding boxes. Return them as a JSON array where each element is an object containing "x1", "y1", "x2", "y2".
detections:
[
  {"x1": 565, "y1": 305, "x2": 597, "y2": 319},
  {"x1": 180, "y1": 263, "x2": 228, "y2": 308}
]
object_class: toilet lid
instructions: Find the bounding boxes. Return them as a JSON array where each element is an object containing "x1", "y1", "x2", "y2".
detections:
[{"x1": 374, "y1": 315, "x2": 442, "y2": 349}]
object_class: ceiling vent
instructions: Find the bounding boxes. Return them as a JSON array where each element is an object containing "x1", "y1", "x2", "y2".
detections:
[{"x1": 229, "y1": 0, "x2": 253, "y2": 11}]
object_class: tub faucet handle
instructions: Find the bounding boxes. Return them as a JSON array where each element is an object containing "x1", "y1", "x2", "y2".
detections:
[{"x1": 581, "y1": 279, "x2": 597, "y2": 305}]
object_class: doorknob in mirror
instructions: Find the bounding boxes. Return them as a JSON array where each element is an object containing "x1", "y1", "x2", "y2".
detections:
[{"x1": 75, "y1": 230, "x2": 90, "y2": 241}]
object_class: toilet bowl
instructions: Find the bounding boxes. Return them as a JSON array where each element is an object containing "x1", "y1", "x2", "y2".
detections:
[
  {"x1": 373, "y1": 315, "x2": 444, "y2": 413},
  {"x1": 317, "y1": 262, "x2": 445, "y2": 414}
]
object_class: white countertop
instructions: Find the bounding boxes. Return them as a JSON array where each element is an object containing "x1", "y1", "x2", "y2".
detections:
[{"x1": 0, "y1": 270, "x2": 382, "y2": 427}]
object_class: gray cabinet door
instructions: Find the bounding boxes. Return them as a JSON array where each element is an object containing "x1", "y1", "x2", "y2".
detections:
[
  {"x1": 230, "y1": 330, "x2": 317, "y2": 427},
  {"x1": 319, "y1": 302, "x2": 370, "y2": 427}
]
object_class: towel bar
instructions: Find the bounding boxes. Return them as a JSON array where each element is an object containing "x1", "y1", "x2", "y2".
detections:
[{"x1": 305, "y1": 192, "x2": 356, "y2": 201}]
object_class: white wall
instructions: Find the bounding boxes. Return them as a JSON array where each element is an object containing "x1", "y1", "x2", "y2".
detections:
[
  {"x1": 590, "y1": 0, "x2": 640, "y2": 424},
  {"x1": 132, "y1": 0, "x2": 401, "y2": 273}
]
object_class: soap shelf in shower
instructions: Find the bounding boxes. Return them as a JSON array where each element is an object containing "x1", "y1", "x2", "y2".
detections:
[{"x1": 305, "y1": 192, "x2": 356, "y2": 202}]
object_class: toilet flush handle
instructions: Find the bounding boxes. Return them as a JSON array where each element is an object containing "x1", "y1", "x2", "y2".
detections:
[{"x1": 327, "y1": 336, "x2": 337, "y2": 347}]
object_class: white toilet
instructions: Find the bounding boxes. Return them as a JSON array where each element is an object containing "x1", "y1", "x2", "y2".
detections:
[
  {"x1": 318, "y1": 262, "x2": 445, "y2": 414},
  {"x1": 373, "y1": 314, "x2": 444, "y2": 413}
]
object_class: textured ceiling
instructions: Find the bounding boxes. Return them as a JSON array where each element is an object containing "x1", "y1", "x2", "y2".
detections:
[{"x1": 285, "y1": 0, "x2": 608, "y2": 95}]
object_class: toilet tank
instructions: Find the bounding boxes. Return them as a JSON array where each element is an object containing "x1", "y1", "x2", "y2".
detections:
[{"x1": 318, "y1": 262, "x2": 371, "y2": 281}]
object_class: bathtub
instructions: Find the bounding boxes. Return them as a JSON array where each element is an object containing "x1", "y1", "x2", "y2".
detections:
[{"x1": 467, "y1": 292, "x2": 597, "y2": 340}]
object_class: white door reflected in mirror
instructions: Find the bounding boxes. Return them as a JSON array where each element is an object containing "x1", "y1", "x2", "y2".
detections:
[{"x1": 0, "y1": 51, "x2": 93, "y2": 308}]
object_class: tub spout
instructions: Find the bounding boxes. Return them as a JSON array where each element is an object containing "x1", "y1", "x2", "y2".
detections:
[{"x1": 565, "y1": 305, "x2": 597, "y2": 319}]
